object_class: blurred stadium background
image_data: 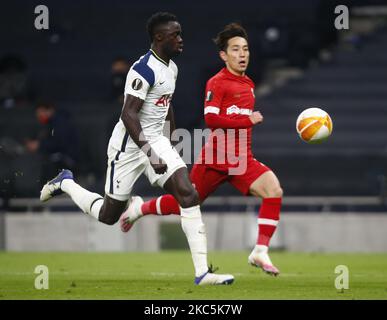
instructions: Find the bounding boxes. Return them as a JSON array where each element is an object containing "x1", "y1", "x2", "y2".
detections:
[{"x1": 1, "y1": 0, "x2": 387, "y2": 254}]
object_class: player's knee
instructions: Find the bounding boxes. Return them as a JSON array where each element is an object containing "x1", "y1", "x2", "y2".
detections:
[
  {"x1": 176, "y1": 186, "x2": 199, "y2": 208},
  {"x1": 98, "y1": 210, "x2": 119, "y2": 225},
  {"x1": 188, "y1": 189, "x2": 200, "y2": 206},
  {"x1": 99, "y1": 216, "x2": 118, "y2": 225},
  {"x1": 267, "y1": 186, "x2": 283, "y2": 198}
]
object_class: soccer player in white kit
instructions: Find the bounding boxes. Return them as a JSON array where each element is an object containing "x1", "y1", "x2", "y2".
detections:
[{"x1": 39, "y1": 12, "x2": 234, "y2": 285}]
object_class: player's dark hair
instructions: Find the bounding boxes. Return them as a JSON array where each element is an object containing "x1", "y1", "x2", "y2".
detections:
[
  {"x1": 213, "y1": 23, "x2": 248, "y2": 51},
  {"x1": 146, "y1": 12, "x2": 178, "y2": 41}
]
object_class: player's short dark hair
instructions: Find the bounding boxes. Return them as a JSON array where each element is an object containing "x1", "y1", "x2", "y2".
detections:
[
  {"x1": 213, "y1": 23, "x2": 248, "y2": 51},
  {"x1": 146, "y1": 12, "x2": 178, "y2": 41}
]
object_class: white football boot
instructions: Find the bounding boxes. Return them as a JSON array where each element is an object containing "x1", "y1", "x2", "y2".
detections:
[
  {"x1": 194, "y1": 266, "x2": 234, "y2": 285},
  {"x1": 248, "y1": 245, "x2": 280, "y2": 276},
  {"x1": 40, "y1": 169, "x2": 74, "y2": 202},
  {"x1": 119, "y1": 196, "x2": 144, "y2": 232}
]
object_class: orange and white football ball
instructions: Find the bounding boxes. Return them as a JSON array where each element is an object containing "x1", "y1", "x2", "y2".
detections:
[{"x1": 296, "y1": 108, "x2": 333, "y2": 144}]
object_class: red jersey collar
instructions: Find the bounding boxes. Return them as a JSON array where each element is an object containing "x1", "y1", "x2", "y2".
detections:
[{"x1": 221, "y1": 67, "x2": 247, "y2": 79}]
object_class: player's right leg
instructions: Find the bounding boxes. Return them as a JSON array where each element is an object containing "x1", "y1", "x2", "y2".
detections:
[
  {"x1": 40, "y1": 168, "x2": 129, "y2": 225},
  {"x1": 247, "y1": 170, "x2": 283, "y2": 276},
  {"x1": 40, "y1": 144, "x2": 143, "y2": 225}
]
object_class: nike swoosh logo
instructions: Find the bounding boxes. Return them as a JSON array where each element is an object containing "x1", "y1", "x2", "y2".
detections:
[{"x1": 160, "y1": 81, "x2": 165, "y2": 85}]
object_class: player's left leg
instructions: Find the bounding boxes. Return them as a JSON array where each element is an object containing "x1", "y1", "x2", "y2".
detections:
[
  {"x1": 161, "y1": 167, "x2": 233, "y2": 285},
  {"x1": 248, "y1": 170, "x2": 283, "y2": 276},
  {"x1": 229, "y1": 159, "x2": 282, "y2": 276}
]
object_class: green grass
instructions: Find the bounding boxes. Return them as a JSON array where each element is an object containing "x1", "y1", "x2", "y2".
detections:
[{"x1": 0, "y1": 251, "x2": 386, "y2": 300}]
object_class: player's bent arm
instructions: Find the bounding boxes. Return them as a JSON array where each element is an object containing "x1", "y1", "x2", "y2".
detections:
[
  {"x1": 120, "y1": 94, "x2": 167, "y2": 174},
  {"x1": 205, "y1": 110, "x2": 263, "y2": 129},
  {"x1": 166, "y1": 103, "x2": 176, "y2": 144},
  {"x1": 120, "y1": 94, "x2": 150, "y2": 151},
  {"x1": 204, "y1": 113, "x2": 254, "y2": 129}
]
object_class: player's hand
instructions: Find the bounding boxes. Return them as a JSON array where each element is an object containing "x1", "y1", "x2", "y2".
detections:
[
  {"x1": 144, "y1": 145, "x2": 168, "y2": 174},
  {"x1": 249, "y1": 111, "x2": 263, "y2": 125},
  {"x1": 150, "y1": 158, "x2": 168, "y2": 174}
]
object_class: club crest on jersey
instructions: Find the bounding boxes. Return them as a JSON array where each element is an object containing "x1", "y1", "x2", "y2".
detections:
[
  {"x1": 131, "y1": 78, "x2": 143, "y2": 90},
  {"x1": 206, "y1": 91, "x2": 213, "y2": 102}
]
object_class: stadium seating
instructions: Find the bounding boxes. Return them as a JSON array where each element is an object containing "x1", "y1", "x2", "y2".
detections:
[
  {"x1": 1, "y1": 0, "x2": 386, "y2": 199},
  {"x1": 256, "y1": 28, "x2": 387, "y2": 195}
]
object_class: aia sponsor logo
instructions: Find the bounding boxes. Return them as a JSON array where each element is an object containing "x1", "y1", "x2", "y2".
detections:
[{"x1": 155, "y1": 94, "x2": 172, "y2": 107}]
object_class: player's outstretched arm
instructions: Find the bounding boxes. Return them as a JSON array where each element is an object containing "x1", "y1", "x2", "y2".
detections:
[{"x1": 121, "y1": 94, "x2": 167, "y2": 174}]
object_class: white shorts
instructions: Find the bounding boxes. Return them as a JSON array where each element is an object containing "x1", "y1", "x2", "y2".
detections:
[{"x1": 104, "y1": 136, "x2": 186, "y2": 201}]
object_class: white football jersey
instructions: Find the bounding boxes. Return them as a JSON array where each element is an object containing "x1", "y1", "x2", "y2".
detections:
[{"x1": 109, "y1": 49, "x2": 178, "y2": 152}]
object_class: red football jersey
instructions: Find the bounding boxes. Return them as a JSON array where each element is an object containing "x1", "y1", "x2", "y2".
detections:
[{"x1": 199, "y1": 67, "x2": 256, "y2": 170}]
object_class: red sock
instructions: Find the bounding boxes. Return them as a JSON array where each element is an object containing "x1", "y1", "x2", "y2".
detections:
[
  {"x1": 257, "y1": 197, "x2": 281, "y2": 247},
  {"x1": 141, "y1": 194, "x2": 181, "y2": 215}
]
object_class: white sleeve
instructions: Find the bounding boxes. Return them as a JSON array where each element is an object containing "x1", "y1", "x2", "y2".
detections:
[{"x1": 124, "y1": 68, "x2": 152, "y2": 101}]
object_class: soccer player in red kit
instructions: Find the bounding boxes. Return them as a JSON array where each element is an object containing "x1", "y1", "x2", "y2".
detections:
[{"x1": 120, "y1": 23, "x2": 283, "y2": 276}]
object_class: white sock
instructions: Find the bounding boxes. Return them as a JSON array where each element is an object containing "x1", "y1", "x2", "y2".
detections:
[
  {"x1": 252, "y1": 245, "x2": 273, "y2": 265},
  {"x1": 254, "y1": 244, "x2": 269, "y2": 254},
  {"x1": 61, "y1": 179, "x2": 103, "y2": 220},
  {"x1": 180, "y1": 205, "x2": 209, "y2": 277}
]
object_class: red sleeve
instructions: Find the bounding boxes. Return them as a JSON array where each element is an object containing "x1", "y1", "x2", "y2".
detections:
[
  {"x1": 204, "y1": 78, "x2": 223, "y2": 109},
  {"x1": 205, "y1": 113, "x2": 253, "y2": 129},
  {"x1": 203, "y1": 78, "x2": 253, "y2": 129}
]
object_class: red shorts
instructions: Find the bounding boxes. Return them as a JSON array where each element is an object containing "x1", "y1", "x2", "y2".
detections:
[{"x1": 189, "y1": 158, "x2": 271, "y2": 201}]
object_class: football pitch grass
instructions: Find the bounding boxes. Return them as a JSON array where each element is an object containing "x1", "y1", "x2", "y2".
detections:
[{"x1": 0, "y1": 251, "x2": 386, "y2": 300}]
